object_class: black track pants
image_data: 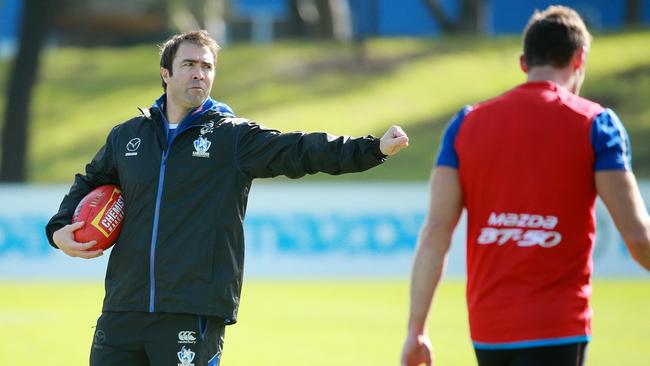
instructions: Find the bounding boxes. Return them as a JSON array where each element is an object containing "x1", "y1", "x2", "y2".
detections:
[
  {"x1": 474, "y1": 342, "x2": 588, "y2": 366},
  {"x1": 90, "y1": 311, "x2": 225, "y2": 366}
]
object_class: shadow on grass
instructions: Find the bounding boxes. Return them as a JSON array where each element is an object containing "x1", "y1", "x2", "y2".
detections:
[
  {"x1": 300, "y1": 61, "x2": 650, "y2": 182},
  {"x1": 218, "y1": 36, "x2": 518, "y2": 115}
]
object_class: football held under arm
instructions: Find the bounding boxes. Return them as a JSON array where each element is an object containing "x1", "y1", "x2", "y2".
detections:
[{"x1": 45, "y1": 126, "x2": 121, "y2": 248}]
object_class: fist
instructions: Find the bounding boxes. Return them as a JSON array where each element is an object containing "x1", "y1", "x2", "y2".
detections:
[{"x1": 380, "y1": 125, "x2": 409, "y2": 156}]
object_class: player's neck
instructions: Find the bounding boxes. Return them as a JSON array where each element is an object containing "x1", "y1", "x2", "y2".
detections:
[
  {"x1": 164, "y1": 100, "x2": 192, "y2": 124},
  {"x1": 527, "y1": 66, "x2": 578, "y2": 94}
]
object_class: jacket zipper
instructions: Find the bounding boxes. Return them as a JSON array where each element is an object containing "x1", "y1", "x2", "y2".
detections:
[
  {"x1": 148, "y1": 112, "x2": 209, "y2": 313},
  {"x1": 149, "y1": 148, "x2": 168, "y2": 312}
]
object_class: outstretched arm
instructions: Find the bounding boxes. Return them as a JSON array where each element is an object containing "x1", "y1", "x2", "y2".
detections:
[
  {"x1": 401, "y1": 167, "x2": 463, "y2": 366},
  {"x1": 596, "y1": 170, "x2": 650, "y2": 270},
  {"x1": 236, "y1": 122, "x2": 408, "y2": 179}
]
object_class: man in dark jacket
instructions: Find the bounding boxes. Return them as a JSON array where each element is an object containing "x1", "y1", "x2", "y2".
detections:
[{"x1": 46, "y1": 30, "x2": 409, "y2": 365}]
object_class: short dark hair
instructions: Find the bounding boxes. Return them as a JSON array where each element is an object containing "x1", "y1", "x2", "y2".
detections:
[
  {"x1": 159, "y1": 30, "x2": 221, "y2": 91},
  {"x1": 523, "y1": 6, "x2": 591, "y2": 69}
]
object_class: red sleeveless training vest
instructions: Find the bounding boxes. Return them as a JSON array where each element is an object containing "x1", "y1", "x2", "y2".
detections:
[{"x1": 455, "y1": 81, "x2": 604, "y2": 345}]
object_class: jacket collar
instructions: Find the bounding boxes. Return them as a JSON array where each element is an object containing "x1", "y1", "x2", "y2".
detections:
[
  {"x1": 139, "y1": 94, "x2": 234, "y2": 123},
  {"x1": 150, "y1": 94, "x2": 219, "y2": 127}
]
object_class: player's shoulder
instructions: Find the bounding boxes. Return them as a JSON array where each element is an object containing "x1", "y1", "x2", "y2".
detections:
[
  {"x1": 118, "y1": 107, "x2": 154, "y2": 127},
  {"x1": 220, "y1": 117, "x2": 278, "y2": 132},
  {"x1": 471, "y1": 82, "x2": 604, "y2": 120},
  {"x1": 216, "y1": 116, "x2": 275, "y2": 137},
  {"x1": 469, "y1": 82, "x2": 548, "y2": 112},
  {"x1": 213, "y1": 101, "x2": 235, "y2": 117},
  {"x1": 111, "y1": 115, "x2": 142, "y2": 131},
  {"x1": 467, "y1": 88, "x2": 513, "y2": 114},
  {"x1": 218, "y1": 116, "x2": 254, "y2": 127},
  {"x1": 556, "y1": 87, "x2": 604, "y2": 119},
  {"x1": 105, "y1": 108, "x2": 155, "y2": 138}
]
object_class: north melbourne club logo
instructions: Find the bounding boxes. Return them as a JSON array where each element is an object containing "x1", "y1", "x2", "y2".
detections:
[
  {"x1": 178, "y1": 331, "x2": 197, "y2": 344},
  {"x1": 177, "y1": 346, "x2": 196, "y2": 366},
  {"x1": 192, "y1": 136, "x2": 211, "y2": 158},
  {"x1": 125, "y1": 138, "x2": 141, "y2": 156}
]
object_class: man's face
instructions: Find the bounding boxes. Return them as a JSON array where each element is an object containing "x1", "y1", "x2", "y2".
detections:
[{"x1": 161, "y1": 42, "x2": 215, "y2": 110}]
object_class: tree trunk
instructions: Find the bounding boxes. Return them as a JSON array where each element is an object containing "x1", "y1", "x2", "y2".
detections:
[
  {"x1": 166, "y1": 0, "x2": 201, "y2": 33},
  {"x1": 458, "y1": 0, "x2": 484, "y2": 33},
  {"x1": 421, "y1": 0, "x2": 484, "y2": 34},
  {"x1": 329, "y1": 0, "x2": 352, "y2": 42},
  {"x1": 625, "y1": 0, "x2": 641, "y2": 25},
  {"x1": 203, "y1": 0, "x2": 227, "y2": 44},
  {"x1": 421, "y1": 0, "x2": 459, "y2": 33},
  {"x1": 0, "y1": 0, "x2": 54, "y2": 182}
]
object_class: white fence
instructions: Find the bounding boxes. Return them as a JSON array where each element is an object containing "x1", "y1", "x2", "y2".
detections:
[{"x1": 0, "y1": 181, "x2": 648, "y2": 279}]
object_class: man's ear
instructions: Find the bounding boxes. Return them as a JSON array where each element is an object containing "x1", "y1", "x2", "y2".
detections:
[
  {"x1": 519, "y1": 54, "x2": 528, "y2": 73},
  {"x1": 161, "y1": 67, "x2": 171, "y2": 83},
  {"x1": 572, "y1": 46, "x2": 588, "y2": 70}
]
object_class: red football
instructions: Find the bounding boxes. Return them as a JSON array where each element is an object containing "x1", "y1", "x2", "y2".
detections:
[{"x1": 72, "y1": 185, "x2": 125, "y2": 251}]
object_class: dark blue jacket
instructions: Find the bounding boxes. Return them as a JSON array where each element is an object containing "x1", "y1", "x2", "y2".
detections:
[{"x1": 45, "y1": 99, "x2": 386, "y2": 323}]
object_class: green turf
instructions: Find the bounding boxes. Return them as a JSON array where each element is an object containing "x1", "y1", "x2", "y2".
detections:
[
  {"x1": 1, "y1": 279, "x2": 648, "y2": 365},
  {"x1": 0, "y1": 31, "x2": 649, "y2": 181}
]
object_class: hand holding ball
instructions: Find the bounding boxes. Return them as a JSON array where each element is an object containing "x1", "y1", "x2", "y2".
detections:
[{"x1": 72, "y1": 185, "x2": 125, "y2": 251}]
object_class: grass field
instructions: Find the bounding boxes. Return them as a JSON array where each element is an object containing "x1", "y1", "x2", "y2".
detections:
[
  {"x1": 1, "y1": 31, "x2": 649, "y2": 181},
  {"x1": 1, "y1": 279, "x2": 649, "y2": 365}
]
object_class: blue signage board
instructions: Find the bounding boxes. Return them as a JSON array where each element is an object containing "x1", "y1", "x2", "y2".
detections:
[
  {"x1": 234, "y1": 0, "x2": 290, "y2": 18},
  {"x1": 0, "y1": 184, "x2": 647, "y2": 278},
  {"x1": 0, "y1": 0, "x2": 22, "y2": 39}
]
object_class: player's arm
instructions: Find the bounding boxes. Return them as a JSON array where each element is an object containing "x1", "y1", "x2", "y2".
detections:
[
  {"x1": 401, "y1": 167, "x2": 463, "y2": 366},
  {"x1": 596, "y1": 171, "x2": 650, "y2": 270},
  {"x1": 235, "y1": 122, "x2": 407, "y2": 179},
  {"x1": 46, "y1": 126, "x2": 120, "y2": 257},
  {"x1": 591, "y1": 109, "x2": 650, "y2": 270}
]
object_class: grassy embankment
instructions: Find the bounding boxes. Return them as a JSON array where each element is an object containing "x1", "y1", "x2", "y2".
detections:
[{"x1": 0, "y1": 31, "x2": 648, "y2": 181}]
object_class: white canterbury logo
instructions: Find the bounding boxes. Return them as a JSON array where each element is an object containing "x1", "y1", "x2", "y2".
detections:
[{"x1": 178, "y1": 331, "x2": 196, "y2": 344}]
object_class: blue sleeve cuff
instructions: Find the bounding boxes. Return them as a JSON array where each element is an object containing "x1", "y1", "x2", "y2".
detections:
[
  {"x1": 591, "y1": 109, "x2": 632, "y2": 171},
  {"x1": 435, "y1": 106, "x2": 472, "y2": 168}
]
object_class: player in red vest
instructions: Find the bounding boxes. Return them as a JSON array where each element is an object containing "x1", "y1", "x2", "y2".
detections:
[{"x1": 401, "y1": 5, "x2": 650, "y2": 366}]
